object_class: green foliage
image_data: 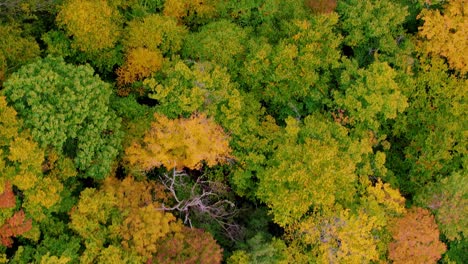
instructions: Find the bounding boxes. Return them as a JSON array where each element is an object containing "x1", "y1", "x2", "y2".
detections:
[
  {"x1": 388, "y1": 57, "x2": 467, "y2": 195},
  {"x1": 337, "y1": 0, "x2": 409, "y2": 65},
  {"x1": 0, "y1": 0, "x2": 466, "y2": 262},
  {"x1": 228, "y1": 233, "x2": 287, "y2": 264},
  {"x1": 415, "y1": 171, "x2": 468, "y2": 241},
  {"x1": 182, "y1": 20, "x2": 248, "y2": 74},
  {"x1": 333, "y1": 60, "x2": 408, "y2": 132},
  {"x1": 240, "y1": 14, "x2": 342, "y2": 119},
  {"x1": 2, "y1": 56, "x2": 122, "y2": 179}
]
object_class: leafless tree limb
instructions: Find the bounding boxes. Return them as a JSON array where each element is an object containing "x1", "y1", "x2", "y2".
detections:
[{"x1": 157, "y1": 169, "x2": 241, "y2": 240}]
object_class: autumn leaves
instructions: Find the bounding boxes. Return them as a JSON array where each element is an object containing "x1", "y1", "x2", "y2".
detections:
[{"x1": 125, "y1": 113, "x2": 232, "y2": 172}]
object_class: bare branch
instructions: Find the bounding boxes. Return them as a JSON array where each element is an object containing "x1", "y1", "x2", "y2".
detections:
[{"x1": 157, "y1": 170, "x2": 241, "y2": 240}]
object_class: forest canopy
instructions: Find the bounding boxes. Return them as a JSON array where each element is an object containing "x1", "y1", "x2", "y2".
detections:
[{"x1": 0, "y1": 0, "x2": 466, "y2": 263}]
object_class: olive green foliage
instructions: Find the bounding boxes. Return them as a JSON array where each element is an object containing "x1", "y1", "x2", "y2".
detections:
[
  {"x1": 0, "y1": 24, "x2": 40, "y2": 84},
  {"x1": 2, "y1": 56, "x2": 122, "y2": 179}
]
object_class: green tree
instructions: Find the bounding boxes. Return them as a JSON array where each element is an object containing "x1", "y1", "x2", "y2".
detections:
[
  {"x1": 240, "y1": 14, "x2": 342, "y2": 119},
  {"x1": 182, "y1": 20, "x2": 248, "y2": 74},
  {"x1": 415, "y1": 171, "x2": 467, "y2": 242},
  {"x1": 333, "y1": 60, "x2": 408, "y2": 132},
  {"x1": 2, "y1": 56, "x2": 122, "y2": 179},
  {"x1": 388, "y1": 56, "x2": 466, "y2": 195},
  {"x1": 336, "y1": 0, "x2": 409, "y2": 65}
]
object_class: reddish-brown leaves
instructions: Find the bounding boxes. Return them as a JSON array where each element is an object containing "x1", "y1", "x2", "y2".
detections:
[
  {"x1": 305, "y1": 0, "x2": 337, "y2": 14},
  {"x1": 389, "y1": 207, "x2": 446, "y2": 264},
  {"x1": 0, "y1": 181, "x2": 15, "y2": 208},
  {"x1": 0, "y1": 210, "x2": 32, "y2": 247},
  {"x1": 152, "y1": 227, "x2": 223, "y2": 264}
]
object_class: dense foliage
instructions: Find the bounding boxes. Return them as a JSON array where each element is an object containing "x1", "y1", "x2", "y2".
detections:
[{"x1": 0, "y1": 0, "x2": 466, "y2": 263}]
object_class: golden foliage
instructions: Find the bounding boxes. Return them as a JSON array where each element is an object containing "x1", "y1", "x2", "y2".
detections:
[
  {"x1": 116, "y1": 47, "x2": 163, "y2": 86},
  {"x1": 71, "y1": 176, "x2": 181, "y2": 261},
  {"x1": 56, "y1": 0, "x2": 121, "y2": 52},
  {"x1": 125, "y1": 113, "x2": 232, "y2": 171},
  {"x1": 163, "y1": 0, "x2": 218, "y2": 23},
  {"x1": 389, "y1": 207, "x2": 446, "y2": 264},
  {"x1": 124, "y1": 14, "x2": 187, "y2": 54},
  {"x1": 418, "y1": 0, "x2": 468, "y2": 74}
]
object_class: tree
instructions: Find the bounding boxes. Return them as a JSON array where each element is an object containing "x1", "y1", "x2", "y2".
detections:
[
  {"x1": 56, "y1": 0, "x2": 121, "y2": 53},
  {"x1": 152, "y1": 227, "x2": 223, "y2": 264},
  {"x1": 333, "y1": 60, "x2": 408, "y2": 132},
  {"x1": 70, "y1": 176, "x2": 181, "y2": 262},
  {"x1": 415, "y1": 171, "x2": 467, "y2": 241},
  {"x1": 256, "y1": 115, "x2": 357, "y2": 227},
  {"x1": 2, "y1": 56, "x2": 122, "y2": 179},
  {"x1": 163, "y1": 0, "x2": 218, "y2": 26},
  {"x1": 296, "y1": 209, "x2": 382, "y2": 264},
  {"x1": 182, "y1": 20, "x2": 248, "y2": 74},
  {"x1": 336, "y1": 0, "x2": 409, "y2": 65},
  {"x1": 388, "y1": 207, "x2": 446, "y2": 264},
  {"x1": 305, "y1": 0, "x2": 337, "y2": 14},
  {"x1": 157, "y1": 170, "x2": 238, "y2": 239},
  {"x1": 123, "y1": 14, "x2": 187, "y2": 56},
  {"x1": 144, "y1": 59, "x2": 280, "y2": 198},
  {"x1": 0, "y1": 24, "x2": 40, "y2": 85},
  {"x1": 125, "y1": 113, "x2": 232, "y2": 171},
  {"x1": 388, "y1": 56, "x2": 466, "y2": 195},
  {"x1": 417, "y1": 0, "x2": 468, "y2": 74},
  {"x1": 116, "y1": 47, "x2": 163, "y2": 87},
  {"x1": 240, "y1": 14, "x2": 342, "y2": 119},
  {"x1": 0, "y1": 210, "x2": 32, "y2": 247}
]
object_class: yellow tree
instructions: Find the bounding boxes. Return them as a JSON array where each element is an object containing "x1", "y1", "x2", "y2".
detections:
[
  {"x1": 56, "y1": 0, "x2": 121, "y2": 52},
  {"x1": 125, "y1": 113, "x2": 232, "y2": 171},
  {"x1": 123, "y1": 14, "x2": 187, "y2": 55},
  {"x1": 116, "y1": 47, "x2": 163, "y2": 87},
  {"x1": 70, "y1": 176, "x2": 181, "y2": 263},
  {"x1": 417, "y1": 0, "x2": 468, "y2": 74},
  {"x1": 163, "y1": 0, "x2": 218, "y2": 25}
]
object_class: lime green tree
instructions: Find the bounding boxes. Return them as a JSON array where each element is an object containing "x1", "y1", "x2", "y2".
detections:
[{"x1": 2, "y1": 56, "x2": 122, "y2": 179}]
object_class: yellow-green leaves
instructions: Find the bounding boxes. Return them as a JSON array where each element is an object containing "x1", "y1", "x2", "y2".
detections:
[
  {"x1": 334, "y1": 61, "x2": 408, "y2": 131},
  {"x1": 257, "y1": 115, "x2": 356, "y2": 226}
]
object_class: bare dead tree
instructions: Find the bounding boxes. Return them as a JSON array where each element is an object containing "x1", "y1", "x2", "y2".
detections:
[{"x1": 157, "y1": 169, "x2": 242, "y2": 240}]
